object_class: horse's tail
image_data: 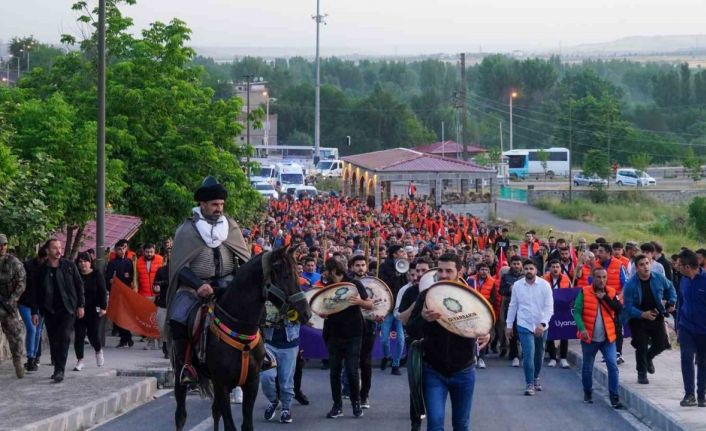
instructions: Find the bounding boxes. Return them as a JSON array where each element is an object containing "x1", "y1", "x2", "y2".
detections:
[{"x1": 197, "y1": 373, "x2": 214, "y2": 399}]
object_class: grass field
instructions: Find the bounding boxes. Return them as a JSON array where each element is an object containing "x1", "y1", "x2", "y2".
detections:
[{"x1": 533, "y1": 195, "x2": 701, "y2": 251}]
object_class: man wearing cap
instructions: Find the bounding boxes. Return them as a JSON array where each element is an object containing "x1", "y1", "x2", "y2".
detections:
[
  {"x1": 165, "y1": 176, "x2": 251, "y2": 384},
  {"x1": 0, "y1": 233, "x2": 27, "y2": 378},
  {"x1": 377, "y1": 244, "x2": 408, "y2": 375}
]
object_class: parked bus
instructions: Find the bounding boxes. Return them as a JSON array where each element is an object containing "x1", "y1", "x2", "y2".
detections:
[
  {"x1": 251, "y1": 145, "x2": 339, "y2": 170},
  {"x1": 502, "y1": 147, "x2": 570, "y2": 179}
]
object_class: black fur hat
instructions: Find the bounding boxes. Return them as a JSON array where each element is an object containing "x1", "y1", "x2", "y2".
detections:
[{"x1": 194, "y1": 176, "x2": 228, "y2": 202}]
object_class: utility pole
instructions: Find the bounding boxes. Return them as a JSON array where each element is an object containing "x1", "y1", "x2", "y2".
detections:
[
  {"x1": 460, "y1": 53, "x2": 468, "y2": 160},
  {"x1": 313, "y1": 0, "x2": 326, "y2": 166},
  {"x1": 242, "y1": 74, "x2": 254, "y2": 178},
  {"x1": 509, "y1": 91, "x2": 517, "y2": 151},
  {"x1": 96, "y1": 0, "x2": 106, "y2": 267},
  {"x1": 568, "y1": 99, "x2": 573, "y2": 202}
]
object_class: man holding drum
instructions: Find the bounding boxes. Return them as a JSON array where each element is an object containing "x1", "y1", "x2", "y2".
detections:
[{"x1": 408, "y1": 253, "x2": 491, "y2": 431}]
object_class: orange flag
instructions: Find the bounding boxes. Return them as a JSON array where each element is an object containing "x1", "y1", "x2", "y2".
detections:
[{"x1": 106, "y1": 277, "x2": 160, "y2": 338}]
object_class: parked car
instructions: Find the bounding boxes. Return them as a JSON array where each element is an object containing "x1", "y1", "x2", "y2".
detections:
[
  {"x1": 615, "y1": 168, "x2": 656, "y2": 187},
  {"x1": 287, "y1": 185, "x2": 318, "y2": 200},
  {"x1": 253, "y1": 182, "x2": 279, "y2": 199},
  {"x1": 573, "y1": 173, "x2": 608, "y2": 187},
  {"x1": 314, "y1": 159, "x2": 344, "y2": 177}
]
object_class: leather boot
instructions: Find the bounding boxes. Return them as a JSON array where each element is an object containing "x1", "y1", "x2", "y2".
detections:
[{"x1": 13, "y1": 358, "x2": 25, "y2": 379}]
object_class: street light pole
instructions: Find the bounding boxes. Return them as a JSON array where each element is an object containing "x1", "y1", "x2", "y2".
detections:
[
  {"x1": 96, "y1": 0, "x2": 107, "y2": 267},
  {"x1": 509, "y1": 91, "x2": 517, "y2": 151},
  {"x1": 16, "y1": 54, "x2": 21, "y2": 80},
  {"x1": 313, "y1": 0, "x2": 326, "y2": 166},
  {"x1": 263, "y1": 93, "x2": 277, "y2": 148}
]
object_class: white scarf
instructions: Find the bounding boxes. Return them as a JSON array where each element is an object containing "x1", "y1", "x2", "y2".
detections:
[{"x1": 192, "y1": 207, "x2": 229, "y2": 248}]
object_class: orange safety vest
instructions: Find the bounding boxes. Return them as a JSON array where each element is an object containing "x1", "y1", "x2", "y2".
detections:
[
  {"x1": 520, "y1": 241, "x2": 540, "y2": 258},
  {"x1": 595, "y1": 258, "x2": 625, "y2": 295},
  {"x1": 578, "y1": 285, "x2": 617, "y2": 343},
  {"x1": 543, "y1": 273, "x2": 572, "y2": 289},
  {"x1": 136, "y1": 254, "x2": 164, "y2": 298},
  {"x1": 469, "y1": 275, "x2": 501, "y2": 315},
  {"x1": 576, "y1": 264, "x2": 592, "y2": 288}
]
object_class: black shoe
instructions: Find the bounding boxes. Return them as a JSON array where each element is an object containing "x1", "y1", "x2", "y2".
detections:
[
  {"x1": 617, "y1": 355, "x2": 625, "y2": 365},
  {"x1": 584, "y1": 390, "x2": 593, "y2": 404},
  {"x1": 647, "y1": 358, "x2": 655, "y2": 374},
  {"x1": 326, "y1": 405, "x2": 343, "y2": 419},
  {"x1": 127, "y1": 339, "x2": 134, "y2": 348},
  {"x1": 116, "y1": 342, "x2": 128, "y2": 348},
  {"x1": 680, "y1": 395, "x2": 697, "y2": 407},
  {"x1": 637, "y1": 374, "x2": 650, "y2": 384},
  {"x1": 294, "y1": 391, "x2": 310, "y2": 405},
  {"x1": 352, "y1": 401, "x2": 364, "y2": 418},
  {"x1": 391, "y1": 366, "x2": 402, "y2": 375},
  {"x1": 52, "y1": 371, "x2": 64, "y2": 383},
  {"x1": 610, "y1": 394, "x2": 623, "y2": 410},
  {"x1": 264, "y1": 401, "x2": 279, "y2": 420},
  {"x1": 698, "y1": 397, "x2": 705, "y2": 407},
  {"x1": 380, "y1": 357, "x2": 390, "y2": 371},
  {"x1": 360, "y1": 397, "x2": 370, "y2": 409},
  {"x1": 25, "y1": 358, "x2": 38, "y2": 372}
]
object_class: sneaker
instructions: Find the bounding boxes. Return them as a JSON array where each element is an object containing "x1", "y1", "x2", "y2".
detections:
[
  {"x1": 52, "y1": 371, "x2": 64, "y2": 383},
  {"x1": 96, "y1": 350, "x2": 105, "y2": 367},
  {"x1": 326, "y1": 405, "x2": 343, "y2": 419},
  {"x1": 280, "y1": 410, "x2": 292, "y2": 423},
  {"x1": 560, "y1": 359, "x2": 570, "y2": 369},
  {"x1": 352, "y1": 401, "x2": 364, "y2": 418},
  {"x1": 647, "y1": 358, "x2": 655, "y2": 374},
  {"x1": 380, "y1": 357, "x2": 390, "y2": 371},
  {"x1": 26, "y1": 358, "x2": 38, "y2": 372},
  {"x1": 342, "y1": 392, "x2": 350, "y2": 400},
  {"x1": 73, "y1": 359, "x2": 85, "y2": 371},
  {"x1": 610, "y1": 395, "x2": 623, "y2": 410},
  {"x1": 584, "y1": 390, "x2": 593, "y2": 404},
  {"x1": 637, "y1": 374, "x2": 650, "y2": 385},
  {"x1": 680, "y1": 395, "x2": 697, "y2": 407},
  {"x1": 115, "y1": 342, "x2": 128, "y2": 349},
  {"x1": 233, "y1": 387, "x2": 243, "y2": 404},
  {"x1": 127, "y1": 339, "x2": 134, "y2": 348},
  {"x1": 391, "y1": 366, "x2": 402, "y2": 375},
  {"x1": 360, "y1": 397, "x2": 370, "y2": 409},
  {"x1": 547, "y1": 359, "x2": 557, "y2": 367},
  {"x1": 616, "y1": 354, "x2": 624, "y2": 365},
  {"x1": 477, "y1": 358, "x2": 486, "y2": 369},
  {"x1": 524, "y1": 384, "x2": 535, "y2": 396},
  {"x1": 264, "y1": 401, "x2": 279, "y2": 420},
  {"x1": 294, "y1": 391, "x2": 310, "y2": 405},
  {"x1": 533, "y1": 378, "x2": 543, "y2": 391},
  {"x1": 512, "y1": 358, "x2": 520, "y2": 367}
]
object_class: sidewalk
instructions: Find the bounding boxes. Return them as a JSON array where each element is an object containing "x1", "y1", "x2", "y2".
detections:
[
  {"x1": 0, "y1": 336, "x2": 170, "y2": 431},
  {"x1": 567, "y1": 340, "x2": 705, "y2": 431}
]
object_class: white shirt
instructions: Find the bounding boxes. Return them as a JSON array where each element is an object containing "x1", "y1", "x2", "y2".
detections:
[
  {"x1": 394, "y1": 282, "x2": 414, "y2": 319},
  {"x1": 506, "y1": 276, "x2": 554, "y2": 332}
]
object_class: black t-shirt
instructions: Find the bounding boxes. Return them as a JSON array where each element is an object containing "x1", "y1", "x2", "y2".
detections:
[
  {"x1": 50, "y1": 267, "x2": 64, "y2": 313},
  {"x1": 322, "y1": 275, "x2": 369, "y2": 340},
  {"x1": 639, "y1": 277, "x2": 657, "y2": 312},
  {"x1": 399, "y1": 284, "x2": 420, "y2": 319}
]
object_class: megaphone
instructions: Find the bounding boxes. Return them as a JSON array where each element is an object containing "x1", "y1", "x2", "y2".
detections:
[{"x1": 395, "y1": 259, "x2": 410, "y2": 274}]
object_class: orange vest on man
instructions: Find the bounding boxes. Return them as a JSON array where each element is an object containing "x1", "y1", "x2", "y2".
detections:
[
  {"x1": 543, "y1": 273, "x2": 572, "y2": 289},
  {"x1": 468, "y1": 274, "x2": 501, "y2": 316},
  {"x1": 576, "y1": 264, "x2": 592, "y2": 288},
  {"x1": 520, "y1": 240, "x2": 540, "y2": 258},
  {"x1": 576, "y1": 285, "x2": 617, "y2": 343},
  {"x1": 595, "y1": 258, "x2": 626, "y2": 295},
  {"x1": 136, "y1": 254, "x2": 164, "y2": 297}
]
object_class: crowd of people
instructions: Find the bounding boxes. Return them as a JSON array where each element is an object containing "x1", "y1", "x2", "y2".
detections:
[{"x1": 1, "y1": 183, "x2": 705, "y2": 430}]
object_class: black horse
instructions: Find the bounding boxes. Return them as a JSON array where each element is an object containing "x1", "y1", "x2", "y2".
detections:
[{"x1": 173, "y1": 247, "x2": 312, "y2": 431}]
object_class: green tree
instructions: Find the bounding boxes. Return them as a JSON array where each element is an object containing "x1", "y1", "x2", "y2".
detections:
[
  {"x1": 583, "y1": 149, "x2": 611, "y2": 179},
  {"x1": 628, "y1": 152, "x2": 652, "y2": 174},
  {"x1": 688, "y1": 196, "x2": 706, "y2": 237},
  {"x1": 536, "y1": 148, "x2": 550, "y2": 177},
  {"x1": 683, "y1": 147, "x2": 702, "y2": 181}
]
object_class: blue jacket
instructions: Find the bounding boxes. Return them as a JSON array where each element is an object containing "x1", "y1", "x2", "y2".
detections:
[
  {"x1": 678, "y1": 270, "x2": 706, "y2": 334},
  {"x1": 622, "y1": 272, "x2": 677, "y2": 322}
]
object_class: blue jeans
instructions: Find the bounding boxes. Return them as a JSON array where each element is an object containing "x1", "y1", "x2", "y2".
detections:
[
  {"x1": 518, "y1": 326, "x2": 548, "y2": 385},
  {"x1": 422, "y1": 364, "x2": 476, "y2": 431},
  {"x1": 679, "y1": 327, "x2": 706, "y2": 398},
  {"x1": 19, "y1": 305, "x2": 43, "y2": 359},
  {"x1": 581, "y1": 340, "x2": 619, "y2": 395},
  {"x1": 381, "y1": 314, "x2": 405, "y2": 366},
  {"x1": 260, "y1": 345, "x2": 299, "y2": 410}
]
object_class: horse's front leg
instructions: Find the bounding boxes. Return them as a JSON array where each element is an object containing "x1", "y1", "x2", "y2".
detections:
[
  {"x1": 174, "y1": 380, "x2": 188, "y2": 431},
  {"x1": 241, "y1": 374, "x2": 260, "y2": 431},
  {"x1": 211, "y1": 396, "x2": 222, "y2": 431},
  {"x1": 213, "y1": 381, "x2": 237, "y2": 431}
]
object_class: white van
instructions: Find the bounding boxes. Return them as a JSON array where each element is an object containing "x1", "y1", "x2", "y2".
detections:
[
  {"x1": 315, "y1": 159, "x2": 344, "y2": 177},
  {"x1": 615, "y1": 168, "x2": 656, "y2": 187},
  {"x1": 251, "y1": 164, "x2": 276, "y2": 185},
  {"x1": 275, "y1": 163, "x2": 306, "y2": 188}
]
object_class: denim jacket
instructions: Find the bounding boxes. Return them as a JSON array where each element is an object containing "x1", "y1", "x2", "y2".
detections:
[
  {"x1": 622, "y1": 272, "x2": 677, "y2": 322},
  {"x1": 263, "y1": 320, "x2": 301, "y2": 343}
]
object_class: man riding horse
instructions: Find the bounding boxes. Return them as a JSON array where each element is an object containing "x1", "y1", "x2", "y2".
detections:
[{"x1": 165, "y1": 176, "x2": 251, "y2": 383}]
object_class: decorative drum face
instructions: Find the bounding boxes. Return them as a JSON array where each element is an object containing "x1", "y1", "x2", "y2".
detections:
[
  {"x1": 303, "y1": 289, "x2": 325, "y2": 330},
  {"x1": 358, "y1": 276, "x2": 393, "y2": 321},
  {"x1": 424, "y1": 281, "x2": 496, "y2": 338},
  {"x1": 309, "y1": 282, "x2": 358, "y2": 317},
  {"x1": 418, "y1": 268, "x2": 441, "y2": 292}
]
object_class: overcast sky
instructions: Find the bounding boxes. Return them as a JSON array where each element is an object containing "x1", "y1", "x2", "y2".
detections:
[{"x1": 2, "y1": 0, "x2": 706, "y2": 55}]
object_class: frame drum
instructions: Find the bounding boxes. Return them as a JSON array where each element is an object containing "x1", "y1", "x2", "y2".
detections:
[
  {"x1": 358, "y1": 276, "x2": 394, "y2": 321},
  {"x1": 424, "y1": 281, "x2": 496, "y2": 338}
]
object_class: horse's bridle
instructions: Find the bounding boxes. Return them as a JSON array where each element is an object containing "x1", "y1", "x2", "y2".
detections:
[{"x1": 261, "y1": 251, "x2": 307, "y2": 319}]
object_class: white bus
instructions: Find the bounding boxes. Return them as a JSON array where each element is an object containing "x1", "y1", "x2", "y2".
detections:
[
  {"x1": 250, "y1": 145, "x2": 339, "y2": 170},
  {"x1": 502, "y1": 147, "x2": 570, "y2": 179}
]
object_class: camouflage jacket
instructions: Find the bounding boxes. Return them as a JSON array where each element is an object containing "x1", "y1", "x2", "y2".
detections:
[{"x1": 0, "y1": 254, "x2": 27, "y2": 305}]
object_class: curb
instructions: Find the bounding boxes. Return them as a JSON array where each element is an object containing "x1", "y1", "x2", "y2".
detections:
[
  {"x1": 566, "y1": 348, "x2": 688, "y2": 431},
  {"x1": 17, "y1": 377, "x2": 157, "y2": 431},
  {"x1": 117, "y1": 368, "x2": 174, "y2": 389}
]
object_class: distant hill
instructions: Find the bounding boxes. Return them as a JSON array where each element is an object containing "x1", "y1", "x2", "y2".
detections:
[{"x1": 564, "y1": 35, "x2": 706, "y2": 55}]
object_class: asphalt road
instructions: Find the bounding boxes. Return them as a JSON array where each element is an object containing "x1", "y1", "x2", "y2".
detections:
[
  {"x1": 94, "y1": 356, "x2": 645, "y2": 431},
  {"x1": 496, "y1": 199, "x2": 606, "y2": 235}
]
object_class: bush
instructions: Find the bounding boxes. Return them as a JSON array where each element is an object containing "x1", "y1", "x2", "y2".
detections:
[
  {"x1": 588, "y1": 184, "x2": 608, "y2": 203},
  {"x1": 688, "y1": 196, "x2": 706, "y2": 237}
]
